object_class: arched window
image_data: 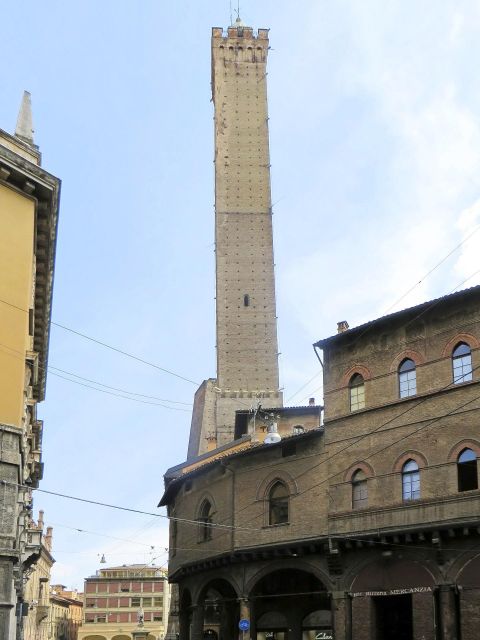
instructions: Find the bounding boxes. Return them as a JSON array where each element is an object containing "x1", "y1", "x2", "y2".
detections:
[
  {"x1": 399, "y1": 358, "x2": 416, "y2": 398},
  {"x1": 352, "y1": 469, "x2": 368, "y2": 509},
  {"x1": 349, "y1": 373, "x2": 365, "y2": 411},
  {"x1": 402, "y1": 459, "x2": 420, "y2": 501},
  {"x1": 269, "y1": 481, "x2": 289, "y2": 525},
  {"x1": 452, "y1": 342, "x2": 473, "y2": 384},
  {"x1": 457, "y1": 448, "x2": 478, "y2": 492},
  {"x1": 198, "y1": 499, "x2": 213, "y2": 542}
]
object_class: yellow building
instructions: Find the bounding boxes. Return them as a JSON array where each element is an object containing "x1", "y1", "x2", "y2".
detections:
[
  {"x1": 23, "y1": 512, "x2": 54, "y2": 640},
  {"x1": 48, "y1": 586, "x2": 83, "y2": 640},
  {"x1": 0, "y1": 92, "x2": 60, "y2": 639},
  {"x1": 78, "y1": 565, "x2": 169, "y2": 640}
]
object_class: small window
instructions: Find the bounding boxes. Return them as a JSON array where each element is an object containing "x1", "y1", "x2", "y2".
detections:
[
  {"x1": 243, "y1": 294, "x2": 250, "y2": 307},
  {"x1": 352, "y1": 470, "x2": 368, "y2": 510},
  {"x1": 198, "y1": 499, "x2": 213, "y2": 542},
  {"x1": 131, "y1": 597, "x2": 141, "y2": 607},
  {"x1": 349, "y1": 374, "x2": 365, "y2": 411},
  {"x1": 269, "y1": 481, "x2": 289, "y2": 525},
  {"x1": 142, "y1": 597, "x2": 152, "y2": 607},
  {"x1": 457, "y1": 448, "x2": 478, "y2": 492},
  {"x1": 153, "y1": 613, "x2": 163, "y2": 622},
  {"x1": 402, "y1": 459, "x2": 420, "y2": 501},
  {"x1": 399, "y1": 358, "x2": 416, "y2": 398},
  {"x1": 452, "y1": 343, "x2": 473, "y2": 384},
  {"x1": 120, "y1": 584, "x2": 130, "y2": 592}
]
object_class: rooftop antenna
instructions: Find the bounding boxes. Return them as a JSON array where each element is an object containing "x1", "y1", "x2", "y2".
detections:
[{"x1": 229, "y1": 0, "x2": 233, "y2": 25}]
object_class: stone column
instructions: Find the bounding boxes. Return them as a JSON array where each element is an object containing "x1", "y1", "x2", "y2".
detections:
[
  {"x1": 332, "y1": 591, "x2": 350, "y2": 640},
  {"x1": 438, "y1": 585, "x2": 458, "y2": 640},
  {"x1": 238, "y1": 598, "x2": 250, "y2": 640},
  {"x1": 190, "y1": 604, "x2": 205, "y2": 640}
]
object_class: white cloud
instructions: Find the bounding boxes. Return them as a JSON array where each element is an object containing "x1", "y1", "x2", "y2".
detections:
[{"x1": 281, "y1": 1, "x2": 480, "y2": 344}]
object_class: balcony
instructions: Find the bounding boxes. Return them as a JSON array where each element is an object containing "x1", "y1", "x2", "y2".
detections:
[{"x1": 328, "y1": 491, "x2": 480, "y2": 537}]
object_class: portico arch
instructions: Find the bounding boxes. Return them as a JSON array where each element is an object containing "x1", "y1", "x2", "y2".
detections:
[{"x1": 248, "y1": 567, "x2": 331, "y2": 639}]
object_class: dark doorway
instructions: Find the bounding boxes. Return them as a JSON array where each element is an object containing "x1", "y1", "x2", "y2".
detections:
[{"x1": 374, "y1": 594, "x2": 413, "y2": 640}]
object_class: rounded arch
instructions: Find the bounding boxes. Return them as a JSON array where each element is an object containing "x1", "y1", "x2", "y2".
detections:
[
  {"x1": 344, "y1": 461, "x2": 375, "y2": 482},
  {"x1": 451, "y1": 551, "x2": 480, "y2": 586},
  {"x1": 83, "y1": 636, "x2": 107, "y2": 640},
  {"x1": 448, "y1": 439, "x2": 480, "y2": 462},
  {"x1": 442, "y1": 333, "x2": 479, "y2": 358},
  {"x1": 348, "y1": 556, "x2": 438, "y2": 592},
  {"x1": 393, "y1": 450, "x2": 428, "y2": 473},
  {"x1": 195, "y1": 574, "x2": 240, "y2": 606},
  {"x1": 245, "y1": 558, "x2": 332, "y2": 594},
  {"x1": 255, "y1": 469, "x2": 298, "y2": 501},
  {"x1": 341, "y1": 364, "x2": 372, "y2": 387},
  {"x1": 390, "y1": 349, "x2": 425, "y2": 372},
  {"x1": 112, "y1": 636, "x2": 131, "y2": 640}
]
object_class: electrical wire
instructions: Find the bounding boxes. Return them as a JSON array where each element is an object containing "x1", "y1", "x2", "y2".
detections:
[
  {"x1": 290, "y1": 269, "x2": 480, "y2": 402},
  {"x1": 0, "y1": 296, "x2": 199, "y2": 386},
  {"x1": 176, "y1": 363, "x2": 480, "y2": 551},
  {"x1": 0, "y1": 340, "x2": 191, "y2": 411}
]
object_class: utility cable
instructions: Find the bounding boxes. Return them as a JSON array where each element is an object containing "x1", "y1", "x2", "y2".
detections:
[
  {"x1": 0, "y1": 341, "x2": 191, "y2": 411},
  {"x1": 177, "y1": 363, "x2": 480, "y2": 550},
  {"x1": 0, "y1": 296, "x2": 199, "y2": 386},
  {"x1": 292, "y1": 269, "x2": 480, "y2": 402}
]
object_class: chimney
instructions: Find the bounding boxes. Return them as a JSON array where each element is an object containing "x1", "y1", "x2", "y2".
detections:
[
  {"x1": 45, "y1": 526, "x2": 53, "y2": 552},
  {"x1": 38, "y1": 510, "x2": 44, "y2": 531},
  {"x1": 337, "y1": 320, "x2": 349, "y2": 334},
  {"x1": 308, "y1": 397, "x2": 315, "y2": 406}
]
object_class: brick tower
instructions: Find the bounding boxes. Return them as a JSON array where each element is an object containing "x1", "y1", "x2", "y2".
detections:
[{"x1": 187, "y1": 20, "x2": 283, "y2": 459}]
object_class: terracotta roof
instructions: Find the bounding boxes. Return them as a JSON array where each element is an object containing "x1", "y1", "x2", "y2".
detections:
[{"x1": 158, "y1": 427, "x2": 324, "y2": 507}]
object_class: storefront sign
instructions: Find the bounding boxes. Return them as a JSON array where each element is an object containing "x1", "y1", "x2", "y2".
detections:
[{"x1": 351, "y1": 586, "x2": 432, "y2": 597}]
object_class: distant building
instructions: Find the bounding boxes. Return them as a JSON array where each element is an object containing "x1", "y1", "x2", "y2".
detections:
[
  {"x1": 78, "y1": 565, "x2": 169, "y2": 640},
  {"x1": 48, "y1": 586, "x2": 83, "y2": 640},
  {"x1": 0, "y1": 92, "x2": 60, "y2": 640},
  {"x1": 23, "y1": 512, "x2": 54, "y2": 640}
]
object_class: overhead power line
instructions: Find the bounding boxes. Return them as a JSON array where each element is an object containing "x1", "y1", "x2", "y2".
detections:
[
  {"x1": 0, "y1": 341, "x2": 191, "y2": 411},
  {"x1": 0, "y1": 296, "x2": 200, "y2": 387}
]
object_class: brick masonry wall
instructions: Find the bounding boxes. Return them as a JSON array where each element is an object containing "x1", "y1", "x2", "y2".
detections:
[{"x1": 212, "y1": 28, "x2": 280, "y2": 397}]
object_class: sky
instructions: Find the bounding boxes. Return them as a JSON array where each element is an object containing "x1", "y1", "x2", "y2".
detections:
[{"x1": 1, "y1": 0, "x2": 480, "y2": 590}]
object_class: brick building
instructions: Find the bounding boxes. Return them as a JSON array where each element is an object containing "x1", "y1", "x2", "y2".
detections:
[
  {"x1": 161, "y1": 285, "x2": 480, "y2": 640},
  {"x1": 78, "y1": 564, "x2": 169, "y2": 640},
  {"x1": 160, "y1": 17, "x2": 479, "y2": 640}
]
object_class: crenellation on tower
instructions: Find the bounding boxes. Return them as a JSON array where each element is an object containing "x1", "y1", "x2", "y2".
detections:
[{"x1": 187, "y1": 22, "x2": 282, "y2": 459}]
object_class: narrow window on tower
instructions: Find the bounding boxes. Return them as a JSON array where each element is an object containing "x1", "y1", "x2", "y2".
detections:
[{"x1": 243, "y1": 294, "x2": 250, "y2": 307}]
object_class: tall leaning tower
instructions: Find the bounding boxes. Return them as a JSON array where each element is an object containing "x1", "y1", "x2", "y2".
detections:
[{"x1": 187, "y1": 20, "x2": 283, "y2": 459}]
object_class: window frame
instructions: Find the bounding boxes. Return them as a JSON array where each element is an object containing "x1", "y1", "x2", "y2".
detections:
[
  {"x1": 398, "y1": 358, "x2": 417, "y2": 398},
  {"x1": 349, "y1": 373, "x2": 365, "y2": 412},
  {"x1": 197, "y1": 499, "x2": 213, "y2": 542},
  {"x1": 351, "y1": 469, "x2": 368, "y2": 510},
  {"x1": 457, "y1": 448, "x2": 478, "y2": 492},
  {"x1": 268, "y1": 481, "x2": 289, "y2": 526},
  {"x1": 402, "y1": 459, "x2": 420, "y2": 501},
  {"x1": 452, "y1": 342, "x2": 473, "y2": 384}
]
